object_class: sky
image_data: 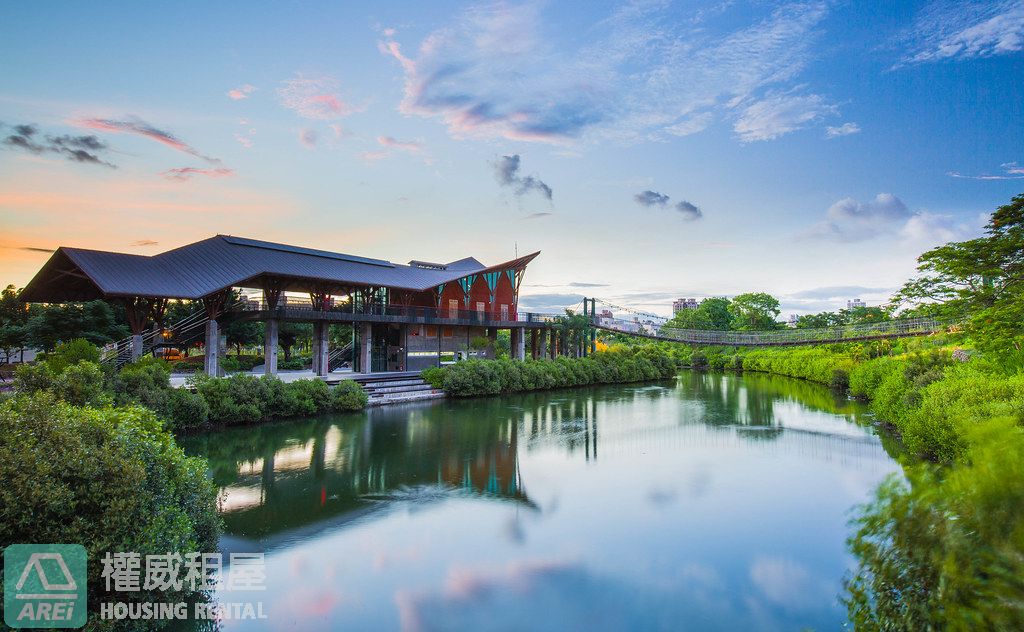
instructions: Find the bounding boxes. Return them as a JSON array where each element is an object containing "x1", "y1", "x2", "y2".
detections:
[{"x1": 1, "y1": 0, "x2": 1022, "y2": 317}]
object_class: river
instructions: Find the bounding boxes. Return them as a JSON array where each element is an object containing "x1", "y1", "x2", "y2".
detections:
[{"x1": 180, "y1": 371, "x2": 901, "y2": 631}]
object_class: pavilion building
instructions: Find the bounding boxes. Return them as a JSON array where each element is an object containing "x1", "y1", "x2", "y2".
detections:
[{"x1": 20, "y1": 235, "x2": 562, "y2": 376}]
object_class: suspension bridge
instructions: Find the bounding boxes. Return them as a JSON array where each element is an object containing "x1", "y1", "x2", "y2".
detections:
[{"x1": 577, "y1": 297, "x2": 946, "y2": 347}]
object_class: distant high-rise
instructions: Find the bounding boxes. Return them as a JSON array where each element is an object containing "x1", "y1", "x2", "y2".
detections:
[
  {"x1": 847, "y1": 298, "x2": 866, "y2": 309},
  {"x1": 673, "y1": 298, "x2": 698, "y2": 314}
]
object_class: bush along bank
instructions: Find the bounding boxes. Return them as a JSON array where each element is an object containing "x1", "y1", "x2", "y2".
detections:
[
  {"x1": 661, "y1": 335, "x2": 1024, "y2": 628},
  {"x1": 0, "y1": 392, "x2": 221, "y2": 629},
  {"x1": 421, "y1": 346, "x2": 677, "y2": 397},
  {"x1": 12, "y1": 339, "x2": 368, "y2": 433}
]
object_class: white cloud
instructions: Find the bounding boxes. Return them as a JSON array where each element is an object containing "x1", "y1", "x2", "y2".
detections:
[
  {"x1": 734, "y1": 91, "x2": 837, "y2": 142},
  {"x1": 277, "y1": 74, "x2": 360, "y2": 120},
  {"x1": 825, "y1": 122, "x2": 861, "y2": 138},
  {"x1": 803, "y1": 193, "x2": 985, "y2": 247},
  {"x1": 901, "y1": 1, "x2": 1024, "y2": 65},
  {"x1": 948, "y1": 161, "x2": 1024, "y2": 180},
  {"x1": 379, "y1": 2, "x2": 836, "y2": 144},
  {"x1": 803, "y1": 193, "x2": 911, "y2": 241},
  {"x1": 899, "y1": 211, "x2": 978, "y2": 248}
]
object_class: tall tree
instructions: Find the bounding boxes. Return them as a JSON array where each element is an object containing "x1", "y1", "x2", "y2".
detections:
[
  {"x1": 0, "y1": 285, "x2": 31, "y2": 363},
  {"x1": 25, "y1": 300, "x2": 128, "y2": 351},
  {"x1": 728, "y1": 292, "x2": 781, "y2": 330},
  {"x1": 664, "y1": 297, "x2": 732, "y2": 330},
  {"x1": 893, "y1": 193, "x2": 1024, "y2": 363}
]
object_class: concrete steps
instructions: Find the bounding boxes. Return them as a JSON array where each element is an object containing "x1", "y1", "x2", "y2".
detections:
[{"x1": 349, "y1": 373, "x2": 446, "y2": 406}]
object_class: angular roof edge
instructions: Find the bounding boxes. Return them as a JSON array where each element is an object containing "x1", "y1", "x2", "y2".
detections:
[{"x1": 19, "y1": 235, "x2": 540, "y2": 302}]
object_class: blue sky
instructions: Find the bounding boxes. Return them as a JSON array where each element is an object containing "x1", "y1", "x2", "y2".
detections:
[{"x1": 1, "y1": 0, "x2": 1021, "y2": 316}]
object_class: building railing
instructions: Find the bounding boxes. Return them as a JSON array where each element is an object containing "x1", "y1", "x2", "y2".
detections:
[{"x1": 233, "y1": 297, "x2": 563, "y2": 325}]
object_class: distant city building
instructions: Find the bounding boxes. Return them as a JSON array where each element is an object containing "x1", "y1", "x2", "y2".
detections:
[
  {"x1": 599, "y1": 309, "x2": 614, "y2": 319},
  {"x1": 673, "y1": 298, "x2": 698, "y2": 314},
  {"x1": 787, "y1": 314, "x2": 799, "y2": 327},
  {"x1": 847, "y1": 298, "x2": 866, "y2": 309}
]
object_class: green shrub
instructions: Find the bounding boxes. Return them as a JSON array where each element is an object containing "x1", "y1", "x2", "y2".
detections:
[
  {"x1": 434, "y1": 347, "x2": 676, "y2": 397},
  {"x1": 113, "y1": 358, "x2": 172, "y2": 411},
  {"x1": 286, "y1": 379, "x2": 332, "y2": 416},
  {"x1": 421, "y1": 366, "x2": 445, "y2": 388},
  {"x1": 172, "y1": 360, "x2": 203, "y2": 373},
  {"x1": 846, "y1": 418, "x2": 1024, "y2": 629},
  {"x1": 42, "y1": 338, "x2": 101, "y2": 374},
  {"x1": 52, "y1": 361, "x2": 108, "y2": 406},
  {"x1": 13, "y1": 362, "x2": 54, "y2": 394},
  {"x1": 830, "y1": 369, "x2": 850, "y2": 391},
  {"x1": 332, "y1": 380, "x2": 368, "y2": 411},
  {"x1": 278, "y1": 358, "x2": 307, "y2": 370},
  {"x1": 164, "y1": 388, "x2": 210, "y2": 432},
  {"x1": 0, "y1": 393, "x2": 221, "y2": 621}
]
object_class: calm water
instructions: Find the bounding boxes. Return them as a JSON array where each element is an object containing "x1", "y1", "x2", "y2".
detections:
[{"x1": 180, "y1": 372, "x2": 901, "y2": 631}]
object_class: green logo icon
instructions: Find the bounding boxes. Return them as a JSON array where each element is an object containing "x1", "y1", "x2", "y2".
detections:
[{"x1": 4, "y1": 544, "x2": 87, "y2": 629}]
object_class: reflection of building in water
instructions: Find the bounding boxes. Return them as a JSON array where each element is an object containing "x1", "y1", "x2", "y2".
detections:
[{"x1": 209, "y1": 407, "x2": 530, "y2": 543}]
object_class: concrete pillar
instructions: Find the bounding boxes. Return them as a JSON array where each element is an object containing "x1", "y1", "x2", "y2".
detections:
[
  {"x1": 130, "y1": 333, "x2": 144, "y2": 362},
  {"x1": 530, "y1": 329, "x2": 538, "y2": 360},
  {"x1": 360, "y1": 323, "x2": 373, "y2": 374},
  {"x1": 264, "y1": 319, "x2": 279, "y2": 376},
  {"x1": 318, "y1": 322, "x2": 329, "y2": 376},
  {"x1": 487, "y1": 327, "x2": 498, "y2": 359},
  {"x1": 550, "y1": 329, "x2": 557, "y2": 359},
  {"x1": 311, "y1": 322, "x2": 329, "y2": 377},
  {"x1": 538, "y1": 329, "x2": 547, "y2": 360},
  {"x1": 204, "y1": 319, "x2": 219, "y2": 377},
  {"x1": 399, "y1": 324, "x2": 409, "y2": 371},
  {"x1": 511, "y1": 328, "x2": 526, "y2": 361}
]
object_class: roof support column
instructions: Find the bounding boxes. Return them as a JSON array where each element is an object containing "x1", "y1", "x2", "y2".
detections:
[
  {"x1": 264, "y1": 319, "x2": 279, "y2": 376},
  {"x1": 123, "y1": 296, "x2": 151, "y2": 362},
  {"x1": 312, "y1": 321, "x2": 329, "y2": 377},
  {"x1": 204, "y1": 319, "x2": 220, "y2": 377},
  {"x1": 359, "y1": 323, "x2": 372, "y2": 374},
  {"x1": 202, "y1": 290, "x2": 230, "y2": 378}
]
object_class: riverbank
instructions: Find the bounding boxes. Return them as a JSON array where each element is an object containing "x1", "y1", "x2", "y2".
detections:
[{"x1": 659, "y1": 335, "x2": 1024, "y2": 628}]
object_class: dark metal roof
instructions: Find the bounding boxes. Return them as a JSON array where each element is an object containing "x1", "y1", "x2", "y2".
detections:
[{"x1": 20, "y1": 235, "x2": 539, "y2": 302}]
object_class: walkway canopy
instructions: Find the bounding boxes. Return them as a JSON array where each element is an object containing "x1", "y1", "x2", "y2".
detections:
[{"x1": 20, "y1": 235, "x2": 539, "y2": 303}]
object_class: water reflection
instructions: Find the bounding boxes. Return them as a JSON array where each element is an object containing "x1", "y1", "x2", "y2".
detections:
[{"x1": 180, "y1": 372, "x2": 901, "y2": 631}]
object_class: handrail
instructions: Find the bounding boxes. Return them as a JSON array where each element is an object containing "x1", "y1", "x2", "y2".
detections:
[{"x1": 595, "y1": 316, "x2": 944, "y2": 346}]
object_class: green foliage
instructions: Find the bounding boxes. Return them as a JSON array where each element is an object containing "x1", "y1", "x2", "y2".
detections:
[
  {"x1": 846, "y1": 419, "x2": 1024, "y2": 630},
  {"x1": 435, "y1": 346, "x2": 677, "y2": 397},
  {"x1": 113, "y1": 357, "x2": 172, "y2": 409},
  {"x1": 421, "y1": 366, "x2": 445, "y2": 388},
  {"x1": 0, "y1": 284, "x2": 30, "y2": 362},
  {"x1": 52, "y1": 361, "x2": 109, "y2": 406},
  {"x1": 894, "y1": 193, "x2": 1024, "y2": 369},
  {"x1": 728, "y1": 292, "x2": 781, "y2": 330},
  {"x1": 278, "y1": 357, "x2": 308, "y2": 370},
  {"x1": 190, "y1": 373, "x2": 365, "y2": 425},
  {"x1": 25, "y1": 300, "x2": 128, "y2": 351},
  {"x1": 42, "y1": 337, "x2": 102, "y2": 374},
  {"x1": 164, "y1": 388, "x2": 210, "y2": 432},
  {"x1": 332, "y1": 380, "x2": 368, "y2": 411},
  {"x1": 740, "y1": 347, "x2": 856, "y2": 385},
  {"x1": 664, "y1": 297, "x2": 732, "y2": 330},
  {"x1": 0, "y1": 393, "x2": 221, "y2": 618},
  {"x1": 13, "y1": 361, "x2": 54, "y2": 394}
]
